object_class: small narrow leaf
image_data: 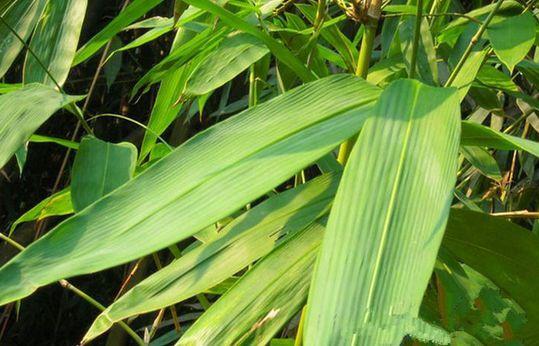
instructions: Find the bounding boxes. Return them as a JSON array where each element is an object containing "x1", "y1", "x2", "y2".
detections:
[
  {"x1": 185, "y1": 32, "x2": 269, "y2": 96},
  {"x1": 71, "y1": 136, "x2": 137, "y2": 212},
  {"x1": 73, "y1": 0, "x2": 165, "y2": 65},
  {"x1": 306, "y1": 79, "x2": 460, "y2": 344},
  {"x1": 0, "y1": 84, "x2": 84, "y2": 168},
  {"x1": 9, "y1": 189, "x2": 73, "y2": 235},
  {"x1": 486, "y1": 12, "x2": 536, "y2": 71},
  {"x1": 460, "y1": 146, "x2": 502, "y2": 181}
]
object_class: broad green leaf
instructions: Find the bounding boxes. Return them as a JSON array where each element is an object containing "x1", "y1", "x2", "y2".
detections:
[
  {"x1": 185, "y1": 32, "x2": 269, "y2": 96},
  {"x1": 0, "y1": 0, "x2": 46, "y2": 78},
  {"x1": 0, "y1": 84, "x2": 84, "y2": 169},
  {"x1": 24, "y1": 0, "x2": 87, "y2": 86},
  {"x1": 486, "y1": 12, "x2": 536, "y2": 72},
  {"x1": 0, "y1": 83, "x2": 22, "y2": 94},
  {"x1": 84, "y1": 173, "x2": 338, "y2": 341},
  {"x1": 460, "y1": 146, "x2": 502, "y2": 181},
  {"x1": 181, "y1": 0, "x2": 315, "y2": 82},
  {"x1": 443, "y1": 0, "x2": 522, "y2": 32},
  {"x1": 178, "y1": 221, "x2": 325, "y2": 345},
  {"x1": 9, "y1": 189, "x2": 73, "y2": 235},
  {"x1": 305, "y1": 79, "x2": 460, "y2": 345},
  {"x1": 0, "y1": 75, "x2": 380, "y2": 306},
  {"x1": 73, "y1": 0, "x2": 165, "y2": 65},
  {"x1": 444, "y1": 209, "x2": 539, "y2": 342},
  {"x1": 71, "y1": 136, "x2": 137, "y2": 212},
  {"x1": 461, "y1": 121, "x2": 539, "y2": 157}
]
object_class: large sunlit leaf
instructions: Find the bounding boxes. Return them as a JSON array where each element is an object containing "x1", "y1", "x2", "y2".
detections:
[
  {"x1": 24, "y1": 0, "x2": 87, "y2": 86},
  {"x1": 0, "y1": 75, "x2": 380, "y2": 306},
  {"x1": 0, "y1": 84, "x2": 84, "y2": 169},
  {"x1": 71, "y1": 136, "x2": 137, "y2": 212},
  {"x1": 73, "y1": 0, "x2": 165, "y2": 65},
  {"x1": 185, "y1": 32, "x2": 269, "y2": 96},
  {"x1": 84, "y1": 173, "x2": 338, "y2": 341},
  {"x1": 0, "y1": 0, "x2": 46, "y2": 78},
  {"x1": 305, "y1": 79, "x2": 460, "y2": 344},
  {"x1": 178, "y1": 221, "x2": 325, "y2": 345},
  {"x1": 486, "y1": 12, "x2": 536, "y2": 72}
]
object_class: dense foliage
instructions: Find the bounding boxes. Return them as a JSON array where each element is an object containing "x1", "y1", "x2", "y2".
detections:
[{"x1": 0, "y1": 0, "x2": 538, "y2": 344}]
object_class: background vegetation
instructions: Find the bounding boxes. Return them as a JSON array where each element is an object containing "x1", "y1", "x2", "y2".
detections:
[{"x1": 0, "y1": 0, "x2": 538, "y2": 345}]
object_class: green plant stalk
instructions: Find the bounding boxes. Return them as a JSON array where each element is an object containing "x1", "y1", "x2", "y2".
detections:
[
  {"x1": 0, "y1": 16, "x2": 94, "y2": 136},
  {"x1": 0, "y1": 232, "x2": 144, "y2": 346},
  {"x1": 294, "y1": 305, "x2": 307, "y2": 346},
  {"x1": 445, "y1": 0, "x2": 504, "y2": 87},
  {"x1": 337, "y1": 5, "x2": 380, "y2": 165},
  {"x1": 409, "y1": 0, "x2": 423, "y2": 78}
]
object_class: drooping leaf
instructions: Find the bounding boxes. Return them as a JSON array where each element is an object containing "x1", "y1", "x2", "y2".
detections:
[
  {"x1": 177, "y1": 221, "x2": 325, "y2": 346},
  {"x1": 104, "y1": 36, "x2": 123, "y2": 90},
  {"x1": 0, "y1": 84, "x2": 84, "y2": 169},
  {"x1": 486, "y1": 12, "x2": 536, "y2": 72},
  {"x1": 0, "y1": 0, "x2": 46, "y2": 78},
  {"x1": 28, "y1": 134, "x2": 79, "y2": 150},
  {"x1": 71, "y1": 136, "x2": 137, "y2": 212},
  {"x1": 24, "y1": 0, "x2": 87, "y2": 86},
  {"x1": 461, "y1": 121, "x2": 539, "y2": 157},
  {"x1": 305, "y1": 79, "x2": 460, "y2": 345},
  {"x1": 185, "y1": 32, "x2": 269, "y2": 96},
  {"x1": 84, "y1": 173, "x2": 338, "y2": 341},
  {"x1": 73, "y1": 0, "x2": 165, "y2": 65},
  {"x1": 0, "y1": 75, "x2": 380, "y2": 306},
  {"x1": 517, "y1": 59, "x2": 539, "y2": 89},
  {"x1": 9, "y1": 189, "x2": 73, "y2": 235}
]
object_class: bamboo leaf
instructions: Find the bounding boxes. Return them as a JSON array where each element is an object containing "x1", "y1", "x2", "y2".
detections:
[
  {"x1": 181, "y1": 0, "x2": 315, "y2": 82},
  {"x1": 84, "y1": 173, "x2": 338, "y2": 342},
  {"x1": 0, "y1": 0, "x2": 46, "y2": 78},
  {"x1": 73, "y1": 0, "x2": 165, "y2": 65},
  {"x1": 486, "y1": 12, "x2": 536, "y2": 72},
  {"x1": 29, "y1": 134, "x2": 79, "y2": 150},
  {"x1": 9, "y1": 189, "x2": 73, "y2": 235},
  {"x1": 517, "y1": 60, "x2": 539, "y2": 89},
  {"x1": 0, "y1": 84, "x2": 84, "y2": 169},
  {"x1": 305, "y1": 79, "x2": 460, "y2": 344},
  {"x1": 185, "y1": 32, "x2": 269, "y2": 96},
  {"x1": 71, "y1": 136, "x2": 137, "y2": 212},
  {"x1": 444, "y1": 209, "x2": 539, "y2": 342},
  {"x1": 399, "y1": 17, "x2": 438, "y2": 85},
  {"x1": 461, "y1": 121, "x2": 539, "y2": 157},
  {"x1": 460, "y1": 146, "x2": 502, "y2": 181},
  {"x1": 24, "y1": 0, "x2": 87, "y2": 86},
  {"x1": 0, "y1": 75, "x2": 380, "y2": 306},
  {"x1": 177, "y1": 221, "x2": 325, "y2": 345}
]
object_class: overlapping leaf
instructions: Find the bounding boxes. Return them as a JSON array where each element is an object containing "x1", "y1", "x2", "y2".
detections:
[
  {"x1": 0, "y1": 84, "x2": 84, "y2": 169},
  {"x1": 0, "y1": 75, "x2": 380, "y2": 306},
  {"x1": 305, "y1": 79, "x2": 460, "y2": 345}
]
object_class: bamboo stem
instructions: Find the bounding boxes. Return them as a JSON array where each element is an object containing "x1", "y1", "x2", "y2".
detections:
[
  {"x1": 337, "y1": 0, "x2": 381, "y2": 165},
  {"x1": 409, "y1": 0, "x2": 423, "y2": 78}
]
